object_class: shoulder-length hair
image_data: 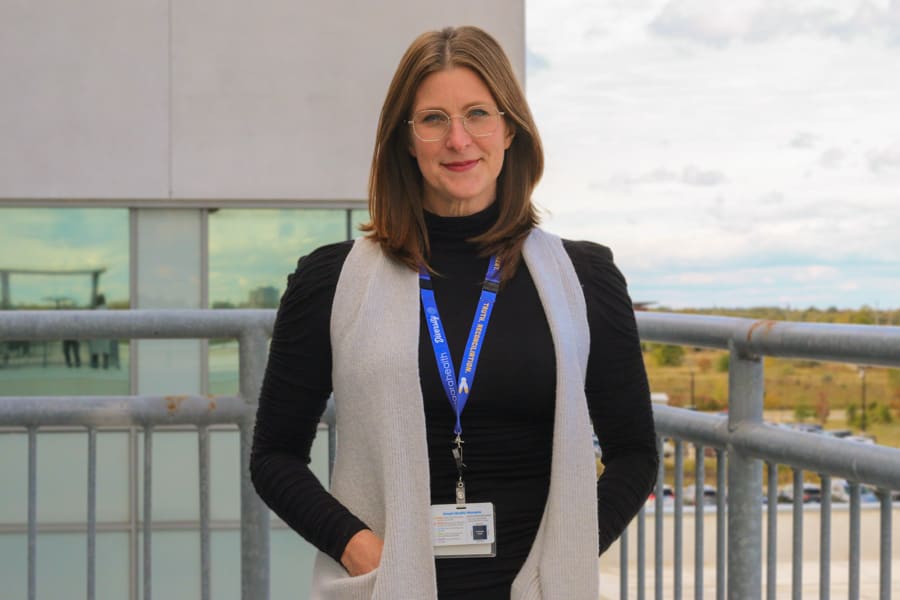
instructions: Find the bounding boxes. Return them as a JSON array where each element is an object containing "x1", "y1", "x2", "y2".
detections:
[{"x1": 362, "y1": 26, "x2": 544, "y2": 281}]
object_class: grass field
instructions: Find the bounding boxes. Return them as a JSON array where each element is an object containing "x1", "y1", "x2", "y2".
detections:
[{"x1": 643, "y1": 347, "x2": 900, "y2": 449}]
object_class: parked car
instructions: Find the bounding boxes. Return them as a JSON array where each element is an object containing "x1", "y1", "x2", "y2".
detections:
[
  {"x1": 823, "y1": 429, "x2": 852, "y2": 439},
  {"x1": 789, "y1": 423, "x2": 823, "y2": 434},
  {"x1": 646, "y1": 484, "x2": 675, "y2": 506},
  {"x1": 684, "y1": 484, "x2": 718, "y2": 506},
  {"x1": 777, "y1": 482, "x2": 821, "y2": 503},
  {"x1": 830, "y1": 478, "x2": 850, "y2": 503},
  {"x1": 845, "y1": 435, "x2": 876, "y2": 445}
]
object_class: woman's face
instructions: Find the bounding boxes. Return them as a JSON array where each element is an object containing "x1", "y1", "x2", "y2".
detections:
[{"x1": 409, "y1": 67, "x2": 513, "y2": 217}]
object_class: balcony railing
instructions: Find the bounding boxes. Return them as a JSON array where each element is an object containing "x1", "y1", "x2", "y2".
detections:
[{"x1": 1, "y1": 309, "x2": 899, "y2": 600}]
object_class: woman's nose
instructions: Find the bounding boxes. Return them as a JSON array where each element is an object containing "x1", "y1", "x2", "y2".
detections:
[{"x1": 444, "y1": 117, "x2": 472, "y2": 151}]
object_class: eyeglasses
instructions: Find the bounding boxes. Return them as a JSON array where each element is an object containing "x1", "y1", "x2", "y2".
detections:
[{"x1": 407, "y1": 105, "x2": 506, "y2": 142}]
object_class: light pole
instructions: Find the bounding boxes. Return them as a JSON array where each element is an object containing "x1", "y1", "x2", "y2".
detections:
[
  {"x1": 858, "y1": 366, "x2": 868, "y2": 431},
  {"x1": 690, "y1": 370, "x2": 695, "y2": 410}
]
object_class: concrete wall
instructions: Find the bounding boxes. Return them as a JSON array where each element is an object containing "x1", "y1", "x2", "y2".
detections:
[{"x1": 0, "y1": 0, "x2": 524, "y2": 201}]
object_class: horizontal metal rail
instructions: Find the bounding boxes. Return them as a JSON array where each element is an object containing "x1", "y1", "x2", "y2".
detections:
[
  {"x1": 636, "y1": 312, "x2": 900, "y2": 600},
  {"x1": 0, "y1": 395, "x2": 253, "y2": 427},
  {"x1": 3, "y1": 309, "x2": 900, "y2": 600},
  {"x1": 652, "y1": 406, "x2": 900, "y2": 491},
  {"x1": 0, "y1": 309, "x2": 273, "y2": 600},
  {"x1": 636, "y1": 311, "x2": 900, "y2": 367},
  {"x1": 0, "y1": 308, "x2": 274, "y2": 340}
]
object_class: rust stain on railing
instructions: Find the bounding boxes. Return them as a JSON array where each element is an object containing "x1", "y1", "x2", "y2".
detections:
[
  {"x1": 747, "y1": 319, "x2": 777, "y2": 342},
  {"x1": 164, "y1": 395, "x2": 187, "y2": 414}
]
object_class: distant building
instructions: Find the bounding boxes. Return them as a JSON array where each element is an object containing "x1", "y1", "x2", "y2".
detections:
[{"x1": 248, "y1": 286, "x2": 280, "y2": 308}]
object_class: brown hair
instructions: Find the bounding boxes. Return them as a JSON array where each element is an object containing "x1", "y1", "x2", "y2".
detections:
[{"x1": 361, "y1": 26, "x2": 544, "y2": 281}]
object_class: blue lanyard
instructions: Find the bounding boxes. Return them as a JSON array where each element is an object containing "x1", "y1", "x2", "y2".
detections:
[{"x1": 419, "y1": 256, "x2": 501, "y2": 439}]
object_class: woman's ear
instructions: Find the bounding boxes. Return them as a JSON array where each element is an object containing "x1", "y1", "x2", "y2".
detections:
[{"x1": 504, "y1": 126, "x2": 515, "y2": 150}]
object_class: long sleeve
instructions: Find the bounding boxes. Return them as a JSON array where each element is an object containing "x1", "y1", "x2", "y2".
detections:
[
  {"x1": 564, "y1": 240, "x2": 660, "y2": 555},
  {"x1": 249, "y1": 240, "x2": 368, "y2": 563}
]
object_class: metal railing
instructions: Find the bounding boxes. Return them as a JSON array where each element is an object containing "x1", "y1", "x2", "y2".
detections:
[
  {"x1": 2, "y1": 309, "x2": 900, "y2": 600},
  {"x1": 632, "y1": 313, "x2": 900, "y2": 600},
  {"x1": 0, "y1": 309, "x2": 273, "y2": 600}
]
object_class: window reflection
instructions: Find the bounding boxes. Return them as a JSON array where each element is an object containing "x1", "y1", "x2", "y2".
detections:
[
  {"x1": 208, "y1": 208, "x2": 352, "y2": 309},
  {"x1": 208, "y1": 208, "x2": 364, "y2": 393},
  {"x1": 0, "y1": 208, "x2": 129, "y2": 395}
]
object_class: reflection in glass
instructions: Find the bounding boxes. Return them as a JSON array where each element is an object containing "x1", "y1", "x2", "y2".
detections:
[
  {"x1": 0, "y1": 532, "x2": 129, "y2": 600},
  {"x1": 351, "y1": 208, "x2": 370, "y2": 238},
  {"x1": 208, "y1": 209, "x2": 357, "y2": 394},
  {"x1": 0, "y1": 208, "x2": 129, "y2": 395}
]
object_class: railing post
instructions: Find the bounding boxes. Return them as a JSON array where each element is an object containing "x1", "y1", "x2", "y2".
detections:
[
  {"x1": 726, "y1": 340, "x2": 763, "y2": 600},
  {"x1": 239, "y1": 328, "x2": 270, "y2": 600}
]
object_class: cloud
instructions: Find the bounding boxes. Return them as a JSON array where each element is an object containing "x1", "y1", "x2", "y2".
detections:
[
  {"x1": 526, "y1": 48, "x2": 550, "y2": 73},
  {"x1": 682, "y1": 165, "x2": 728, "y2": 186},
  {"x1": 759, "y1": 191, "x2": 785, "y2": 204},
  {"x1": 789, "y1": 131, "x2": 818, "y2": 149},
  {"x1": 607, "y1": 165, "x2": 727, "y2": 188},
  {"x1": 648, "y1": 0, "x2": 900, "y2": 47},
  {"x1": 818, "y1": 147, "x2": 846, "y2": 169},
  {"x1": 866, "y1": 141, "x2": 900, "y2": 172},
  {"x1": 657, "y1": 264, "x2": 839, "y2": 287},
  {"x1": 631, "y1": 262, "x2": 900, "y2": 309},
  {"x1": 791, "y1": 265, "x2": 840, "y2": 282}
]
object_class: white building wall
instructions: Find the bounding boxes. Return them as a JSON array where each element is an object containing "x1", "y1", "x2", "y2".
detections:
[{"x1": 0, "y1": 0, "x2": 524, "y2": 201}]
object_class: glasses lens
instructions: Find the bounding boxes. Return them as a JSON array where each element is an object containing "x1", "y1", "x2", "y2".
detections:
[
  {"x1": 465, "y1": 107, "x2": 498, "y2": 137},
  {"x1": 413, "y1": 110, "x2": 449, "y2": 141}
]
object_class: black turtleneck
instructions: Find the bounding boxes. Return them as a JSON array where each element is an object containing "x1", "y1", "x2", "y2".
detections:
[{"x1": 251, "y1": 204, "x2": 658, "y2": 599}]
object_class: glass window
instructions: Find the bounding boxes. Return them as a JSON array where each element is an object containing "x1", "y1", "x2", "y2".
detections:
[
  {"x1": 350, "y1": 208, "x2": 370, "y2": 238},
  {"x1": 0, "y1": 208, "x2": 130, "y2": 395},
  {"x1": 207, "y1": 208, "x2": 352, "y2": 394}
]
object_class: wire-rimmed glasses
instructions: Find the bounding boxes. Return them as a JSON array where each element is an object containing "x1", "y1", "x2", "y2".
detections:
[{"x1": 407, "y1": 105, "x2": 506, "y2": 142}]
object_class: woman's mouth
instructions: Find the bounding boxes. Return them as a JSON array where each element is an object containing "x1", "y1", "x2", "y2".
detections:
[{"x1": 442, "y1": 159, "x2": 479, "y2": 172}]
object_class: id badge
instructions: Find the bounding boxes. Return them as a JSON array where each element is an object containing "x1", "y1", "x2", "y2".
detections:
[{"x1": 430, "y1": 502, "x2": 496, "y2": 558}]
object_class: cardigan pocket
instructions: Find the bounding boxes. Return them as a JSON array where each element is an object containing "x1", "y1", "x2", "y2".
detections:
[{"x1": 311, "y1": 554, "x2": 379, "y2": 600}]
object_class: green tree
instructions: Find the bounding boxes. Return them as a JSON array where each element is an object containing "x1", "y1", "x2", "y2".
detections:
[
  {"x1": 849, "y1": 306, "x2": 876, "y2": 325},
  {"x1": 794, "y1": 402, "x2": 813, "y2": 422},
  {"x1": 887, "y1": 369, "x2": 900, "y2": 396},
  {"x1": 716, "y1": 353, "x2": 730, "y2": 373},
  {"x1": 651, "y1": 344, "x2": 685, "y2": 367}
]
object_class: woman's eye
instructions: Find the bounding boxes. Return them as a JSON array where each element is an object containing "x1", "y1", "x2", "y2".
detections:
[
  {"x1": 467, "y1": 108, "x2": 490, "y2": 119},
  {"x1": 420, "y1": 113, "x2": 446, "y2": 125}
]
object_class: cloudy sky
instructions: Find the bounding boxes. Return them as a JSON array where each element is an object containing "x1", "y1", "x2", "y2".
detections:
[{"x1": 526, "y1": 0, "x2": 900, "y2": 309}]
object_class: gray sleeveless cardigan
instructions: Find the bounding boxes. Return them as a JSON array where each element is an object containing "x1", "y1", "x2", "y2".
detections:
[{"x1": 311, "y1": 228, "x2": 599, "y2": 600}]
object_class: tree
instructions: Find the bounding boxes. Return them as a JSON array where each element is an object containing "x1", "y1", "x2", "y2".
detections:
[
  {"x1": 888, "y1": 369, "x2": 900, "y2": 399},
  {"x1": 716, "y1": 353, "x2": 730, "y2": 373},
  {"x1": 794, "y1": 402, "x2": 813, "y2": 422},
  {"x1": 652, "y1": 344, "x2": 685, "y2": 367},
  {"x1": 849, "y1": 306, "x2": 876, "y2": 325}
]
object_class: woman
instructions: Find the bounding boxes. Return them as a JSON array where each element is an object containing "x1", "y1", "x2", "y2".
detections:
[{"x1": 251, "y1": 26, "x2": 658, "y2": 600}]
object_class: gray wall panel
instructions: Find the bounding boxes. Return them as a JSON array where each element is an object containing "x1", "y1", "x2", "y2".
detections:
[
  {"x1": 170, "y1": 0, "x2": 524, "y2": 199},
  {"x1": 0, "y1": 0, "x2": 170, "y2": 198},
  {"x1": 0, "y1": 0, "x2": 523, "y2": 201}
]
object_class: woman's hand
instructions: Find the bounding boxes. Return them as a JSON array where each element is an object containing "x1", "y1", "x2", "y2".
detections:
[{"x1": 340, "y1": 529, "x2": 384, "y2": 576}]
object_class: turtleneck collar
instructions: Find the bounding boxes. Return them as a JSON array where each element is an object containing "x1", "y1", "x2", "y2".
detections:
[{"x1": 423, "y1": 201, "x2": 499, "y2": 247}]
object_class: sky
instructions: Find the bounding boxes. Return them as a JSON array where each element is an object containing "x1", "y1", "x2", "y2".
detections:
[
  {"x1": 525, "y1": 0, "x2": 900, "y2": 309},
  {"x1": 3, "y1": 2, "x2": 898, "y2": 311}
]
